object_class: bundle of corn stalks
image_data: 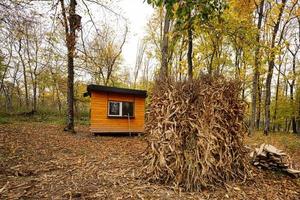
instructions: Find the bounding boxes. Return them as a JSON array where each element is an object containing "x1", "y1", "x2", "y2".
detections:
[{"x1": 142, "y1": 76, "x2": 250, "y2": 191}]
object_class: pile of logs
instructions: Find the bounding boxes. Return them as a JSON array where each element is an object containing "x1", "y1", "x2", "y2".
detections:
[
  {"x1": 142, "y1": 76, "x2": 250, "y2": 191},
  {"x1": 250, "y1": 143, "x2": 300, "y2": 178}
]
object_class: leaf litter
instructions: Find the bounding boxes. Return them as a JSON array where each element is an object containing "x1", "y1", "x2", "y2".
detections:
[{"x1": 0, "y1": 122, "x2": 299, "y2": 199}]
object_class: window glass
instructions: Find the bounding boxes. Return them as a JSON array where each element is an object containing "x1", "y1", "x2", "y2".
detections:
[
  {"x1": 109, "y1": 101, "x2": 121, "y2": 116},
  {"x1": 122, "y1": 102, "x2": 134, "y2": 117}
]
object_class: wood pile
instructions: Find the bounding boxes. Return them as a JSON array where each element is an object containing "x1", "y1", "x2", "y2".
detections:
[
  {"x1": 250, "y1": 143, "x2": 300, "y2": 178},
  {"x1": 142, "y1": 76, "x2": 250, "y2": 191}
]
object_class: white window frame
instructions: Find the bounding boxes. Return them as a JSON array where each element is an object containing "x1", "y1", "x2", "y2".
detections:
[
  {"x1": 108, "y1": 101, "x2": 122, "y2": 117},
  {"x1": 107, "y1": 101, "x2": 134, "y2": 117}
]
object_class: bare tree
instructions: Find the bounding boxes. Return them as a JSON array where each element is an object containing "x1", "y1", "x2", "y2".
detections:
[
  {"x1": 24, "y1": 21, "x2": 43, "y2": 112},
  {"x1": 133, "y1": 40, "x2": 146, "y2": 88},
  {"x1": 80, "y1": 24, "x2": 128, "y2": 86}
]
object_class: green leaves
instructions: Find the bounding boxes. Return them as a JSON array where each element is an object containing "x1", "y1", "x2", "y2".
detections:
[{"x1": 146, "y1": 0, "x2": 227, "y2": 21}]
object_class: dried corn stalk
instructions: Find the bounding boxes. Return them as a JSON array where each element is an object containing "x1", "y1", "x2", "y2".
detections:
[{"x1": 142, "y1": 76, "x2": 250, "y2": 191}]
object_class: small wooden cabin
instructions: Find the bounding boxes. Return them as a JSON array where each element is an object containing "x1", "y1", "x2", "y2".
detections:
[{"x1": 85, "y1": 85, "x2": 147, "y2": 133}]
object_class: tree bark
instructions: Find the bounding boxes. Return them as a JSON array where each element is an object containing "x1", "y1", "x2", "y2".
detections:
[
  {"x1": 32, "y1": 37, "x2": 39, "y2": 112},
  {"x1": 16, "y1": 39, "x2": 29, "y2": 108},
  {"x1": 66, "y1": 51, "x2": 75, "y2": 132},
  {"x1": 256, "y1": 77, "x2": 262, "y2": 129},
  {"x1": 273, "y1": 61, "x2": 281, "y2": 132},
  {"x1": 177, "y1": 37, "x2": 185, "y2": 81},
  {"x1": 208, "y1": 48, "x2": 216, "y2": 76},
  {"x1": 187, "y1": 10, "x2": 193, "y2": 80},
  {"x1": 250, "y1": 0, "x2": 264, "y2": 135},
  {"x1": 290, "y1": 50, "x2": 297, "y2": 133},
  {"x1": 234, "y1": 47, "x2": 241, "y2": 79},
  {"x1": 287, "y1": 40, "x2": 299, "y2": 133},
  {"x1": 3, "y1": 86, "x2": 12, "y2": 112},
  {"x1": 0, "y1": 42, "x2": 12, "y2": 95},
  {"x1": 60, "y1": 0, "x2": 78, "y2": 133},
  {"x1": 264, "y1": 0, "x2": 286, "y2": 135},
  {"x1": 160, "y1": 11, "x2": 170, "y2": 78},
  {"x1": 241, "y1": 61, "x2": 246, "y2": 101},
  {"x1": 25, "y1": 26, "x2": 38, "y2": 113},
  {"x1": 290, "y1": 83, "x2": 297, "y2": 133}
]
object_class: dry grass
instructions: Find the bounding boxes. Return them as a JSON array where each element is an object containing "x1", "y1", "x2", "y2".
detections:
[{"x1": 0, "y1": 122, "x2": 299, "y2": 199}]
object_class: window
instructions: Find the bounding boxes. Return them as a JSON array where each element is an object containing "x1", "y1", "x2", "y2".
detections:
[
  {"x1": 122, "y1": 102, "x2": 134, "y2": 117},
  {"x1": 108, "y1": 101, "x2": 134, "y2": 117},
  {"x1": 108, "y1": 101, "x2": 121, "y2": 116}
]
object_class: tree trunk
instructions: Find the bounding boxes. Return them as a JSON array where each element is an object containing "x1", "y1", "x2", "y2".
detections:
[
  {"x1": 177, "y1": 37, "x2": 185, "y2": 81},
  {"x1": 284, "y1": 70, "x2": 289, "y2": 132},
  {"x1": 33, "y1": 80, "x2": 37, "y2": 112},
  {"x1": 250, "y1": 0, "x2": 264, "y2": 135},
  {"x1": 264, "y1": 0, "x2": 286, "y2": 135},
  {"x1": 187, "y1": 10, "x2": 193, "y2": 80},
  {"x1": 160, "y1": 11, "x2": 170, "y2": 78},
  {"x1": 290, "y1": 84, "x2": 297, "y2": 133},
  {"x1": 32, "y1": 38, "x2": 39, "y2": 112},
  {"x1": 264, "y1": 60, "x2": 274, "y2": 135},
  {"x1": 234, "y1": 47, "x2": 241, "y2": 79},
  {"x1": 56, "y1": 84, "x2": 62, "y2": 113},
  {"x1": 256, "y1": 78, "x2": 262, "y2": 129},
  {"x1": 3, "y1": 86, "x2": 12, "y2": 112},
  {"x1": 296, "y1": 97, "x2": 300, "y2": 133},
  {"x1": 17, "y1": 40, "x2": 29, "y2": 108},
  {"x1": 290, "y1": 52, "x2": 297, "y2": 133},
  {"x1": 25, "y1": 26, "x2": 38, "y2": 113},
  {"x1": 208, "y1": 48, "x2": 216, "y2": 76},
  {"x1": 288, "y1": 42, "x2": 299, "y2": 133},
  {"x1": 60, "y1": 0, "x2": 78, "y2": 133},
  {"x1": 16, "y1": 81, "x2": 22, "y2": 109},
  {"x1": 66, "y1": 31, "x2": 75, "y2": 132},
  {"x1": 241, "y1": 61, "x2": 246, "y2": 101},
  {"x1": 273, "y1": 62, "x2": 281, "y2": 132},
  {"x1": 0, "y1": 43, "x2": 12, "y2": 94}
]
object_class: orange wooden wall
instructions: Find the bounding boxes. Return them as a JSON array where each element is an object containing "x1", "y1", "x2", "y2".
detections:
[{"x1": 90, "y1": 91, "x2": 145, "y2": 133}]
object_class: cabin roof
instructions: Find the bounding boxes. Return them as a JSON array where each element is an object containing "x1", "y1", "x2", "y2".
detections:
[{"x1": 84, "y1": 84, "x2": 147, "y2": 98}]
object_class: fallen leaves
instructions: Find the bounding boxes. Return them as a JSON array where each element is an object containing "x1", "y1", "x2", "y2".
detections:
[{"x1": 0, "y1": 122, "x2": 299, "y2": 199}]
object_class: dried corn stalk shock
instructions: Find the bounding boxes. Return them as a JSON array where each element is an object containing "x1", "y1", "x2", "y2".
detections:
[{"x1": 142, "y1": 76, "x2": 251, "y2": 192}]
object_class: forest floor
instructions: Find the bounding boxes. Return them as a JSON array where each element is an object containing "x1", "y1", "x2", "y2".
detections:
[{"x1": 0, "y1": 121, "x2": 299, "y2": 199}]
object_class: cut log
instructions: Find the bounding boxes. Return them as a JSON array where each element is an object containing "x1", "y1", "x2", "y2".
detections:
[
  {"x1": 263, "y1": 144, "x2": 286, "y2": 156},
  {"x1": 250, "y1": 144, "x2": 300, "y2": 178},
  {"x1": 284, "y1": 169, "x2": 300, "y2": 178}
]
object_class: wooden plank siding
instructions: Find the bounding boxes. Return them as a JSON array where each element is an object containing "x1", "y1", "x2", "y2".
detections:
[{"x1": 90, "y1": 91, "x2": 145, "y2": 133}]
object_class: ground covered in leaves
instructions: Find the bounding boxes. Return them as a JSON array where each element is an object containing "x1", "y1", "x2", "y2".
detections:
[{"x1": 0, "y1": 122, "x2": 299, "y2": 199}]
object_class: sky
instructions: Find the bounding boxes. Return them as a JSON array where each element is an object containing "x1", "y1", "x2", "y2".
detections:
[{"x1": 117, "y1": 0, "x2": 154, "y2": 69}]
